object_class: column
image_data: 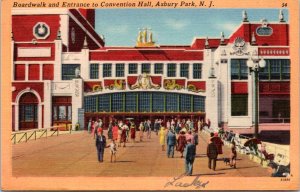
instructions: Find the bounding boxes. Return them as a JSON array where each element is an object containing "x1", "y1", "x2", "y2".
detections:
[
  {"x1": 150, "y1": 62, "x2": 154, "y2": 75},
  {"x1": 38, "y1": 104, "x2": 42, "y2": 128},
  {"x1": 124, "y1": 63, "x2": 129, "y2": 77},
  {"x1": 189, "y1": 63, "x2": 193, "y2": 79},
  {"x1": 99, "y1": 63, "x2": 102, "y2": 79},
  {"x1": 205, "y1": 78, "x2": 219, "y2": 129},
  {"x1": 72, "y1": 78, "x2": 83, "y2": 130},
  {"x1": 43, "y1": 80, "x2": 52, "y2": 128},
  {"x1": 164, "y1": 63, "x2": 168, "y2": 77},
  {"x1": 111, "y1": 63, "x2": 116, "y2": 77},
  {"x1": 81, "y1": 48, "x2": 89, "y2": 79},
  {"x1": 54, "y1": 39, "x2": 62, "y2": 81}
]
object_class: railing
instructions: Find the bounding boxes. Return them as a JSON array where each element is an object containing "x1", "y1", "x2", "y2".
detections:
[
  {"x1": 11, "y1": 126, "x2": 73, "y2": 144},
  {"x1": 259, "y1": 117, "x2": 290, "y2": 123},
  {"x1": 204, "y1": 126, "x2": 290, "y2": 166}
]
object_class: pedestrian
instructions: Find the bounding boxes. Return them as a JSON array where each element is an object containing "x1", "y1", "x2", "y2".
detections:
[
  {"x1": 185, "y1": 130, "x2": 194, "y2": 144},
  {"x1": 95, "y1": 129, "x2": 107, "y2": 163},
  {"x1": 207, "y1": 139, "x2": 218, "y2": 171},
  {"x1": 166, "y1": 128, "x2": 176, "y2": 158},
  {"x1": 230, "y1": 141, "x2": 237, "y2": 168},
  {"x1": 130, "y1": 121, "x2": 136, "y2": 143},
  {"x1": 177, "y1": 131, "x2": 187, "y2": 158},
  {"x1": 184, "y1": 138, "x2": 196, "y2": 176},
  {"x1": 158, "y1": 125, "x2": 166, "y2": 151},
  {"x1": 193, "y1": 129, "x2": 199, "y2": 146},
  {"x1": 108, "y1": 139, "x2": 117, "y2": 163},
  {"x1": 87, "y1": 118, "x2": 92, "y2": 133},
  {"x1": 107, "y1": 121, "x2": 113, "y2": 140},
  {"x1": 112, "y1": 122, "x2": 118, "y2": 140},
  {"x1": 146, "y1": 120, "x2": 151, "y2": 139},
  {"x1": 117, "y1": 126, "x2": 122, "y2": 147},
  {"x1": 166, "y1": 120, "x2": 171, "y2": 130},
  {"x1": 93, "y1": 120, "x2": 99, "y2": 139},
  {"x1": 139, "y1": 122, "x2": 144, "y2": 142},
  {"x1": 211, "y1": 132, "x2": 224, "y2": 155},
  {"x1": 121, "y1": 125, "x2": 127, "y2": 147}
]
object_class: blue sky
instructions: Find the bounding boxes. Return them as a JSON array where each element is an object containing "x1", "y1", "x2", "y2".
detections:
[{"x1": 95, "y1": 9, "x2": 288, "y2": 46}]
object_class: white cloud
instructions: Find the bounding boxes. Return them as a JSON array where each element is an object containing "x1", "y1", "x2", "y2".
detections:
[{"x1": 164, "y1": 18, "x2": 190, "y2": 30}]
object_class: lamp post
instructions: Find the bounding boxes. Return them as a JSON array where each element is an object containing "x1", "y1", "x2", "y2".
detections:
[{"x1": 247, "y1": 56, "x2": 266, "y2": 138}]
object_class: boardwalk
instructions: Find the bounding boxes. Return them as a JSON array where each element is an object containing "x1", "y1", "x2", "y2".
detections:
[{"x1": 12, "y1": 131, "x2": 270, "y2": 177}]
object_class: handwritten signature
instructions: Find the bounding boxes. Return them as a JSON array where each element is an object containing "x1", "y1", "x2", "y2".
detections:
[{"x1": 164, "y1": 173, "x2": 209, "y2": 189}]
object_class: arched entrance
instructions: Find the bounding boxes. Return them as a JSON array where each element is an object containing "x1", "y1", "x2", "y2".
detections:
[{"x1": 19, "y1": 92, "x2": 38, "y2": 130}]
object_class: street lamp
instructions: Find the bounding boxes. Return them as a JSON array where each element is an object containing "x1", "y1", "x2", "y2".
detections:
[{"x1": 247, "y1": 56, "x2": 266, "y2": 138}]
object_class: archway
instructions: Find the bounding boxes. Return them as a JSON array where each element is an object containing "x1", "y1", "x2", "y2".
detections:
[{"x1": 19, "y1": 92, "x2": 39, "y2": 130}]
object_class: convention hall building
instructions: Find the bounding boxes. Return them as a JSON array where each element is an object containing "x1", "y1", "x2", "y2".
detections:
[{"x1": 11, "y1": 9, "x2": 290, "y2": 134}]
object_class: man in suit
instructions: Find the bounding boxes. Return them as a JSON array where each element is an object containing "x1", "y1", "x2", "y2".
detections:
[
  {"x1": 184, "y1": 138, "x2": 196, "y2": 176},
  {"x1": 96, "y1": 129, "x2": 107, "y2": 162},
  {"x1": 167, "y1": 129, "x2": 176, "y2": 158},
  {"x1": 207, "y1": 139, "x2": 218, "y2": 170}
]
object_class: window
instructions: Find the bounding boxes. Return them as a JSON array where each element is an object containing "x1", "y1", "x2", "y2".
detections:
[
  {"x1": 180, "y1": 63, "x2": 189, "y2": 78},
  {"x1": 180, "y1": 94, "x2": 191, "y2": 112},
  {"x1": 193, "y1": 63, "x2": 202, "y2": 79},
  {"x1": 103, "y1": 63, "x2": 112, "y2": 77},
  {"x1": 129, "y1": 63, "x2": 137, "y2": 74},
  {"x1": 231, "y1": 59, "x2": 248, "y2": 80},
  {"x1": 125, "y1": 92, "x2": 137, "y2": 112},
  {"x1": 98, "y1": 94, "x2": 110, "y2": 112},
  {"x1": 58, "y1": 106, "x2": 67, "y2": 120},
  {"x1": 62, "y1": 64, "x2": 80, "y2": 80},
  {"x1": 84, "y1": 96, "x2": 97, "y2": 112},
  {"x1": 194, "y1": 96, "x2": 205, "y2": 112},
  {"x1": 52, "y1": 96, "x2": 72, "y2": 121},
  {"x1": 90, "y1": 64, "x2": 99, "y2": 79},
  {"x1": 259, "y1": 59, "x2": 290, "y2": 80},
  {"x1": 141, "y1": 63, "x2": 150, "y2": 73},
  {"x1": 116, "y1": 63, "x2": 125, "y2": 77},
  {"x1": 152, "y1": 92, "x2": 164, "y2": 112},
  {"x1": 231, "y1": 94, "x2": 248, "y2": 116},
  {"x1": 154, "y1": 63, "x2": 163, "y2": 74},
  {"x1": 111, "y1": 93, "x2": 123, "y2": 112},
  {"x1": 20, "y1": 105, "x2": 38, "y2": 122},
  {"x1": 167, "y1": 63, "x2": 176, "y2": 77},
  {"x1": 166, "y1": 93, "x2": 178, "y2": 112},
  {"x1": 139, "y1": 92, "x2": 151, "y2": 112}
]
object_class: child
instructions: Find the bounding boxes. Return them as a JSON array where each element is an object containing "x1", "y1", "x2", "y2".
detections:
[{"x1": 108, "y1": 140, "x2": 117, "y2": 163}]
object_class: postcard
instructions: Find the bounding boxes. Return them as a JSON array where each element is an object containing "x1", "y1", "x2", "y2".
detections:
[{"x1": 1, "y1": 0, "x2": 299, "y2": 190}]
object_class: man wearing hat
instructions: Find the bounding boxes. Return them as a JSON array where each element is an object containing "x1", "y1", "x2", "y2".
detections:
[
  {"x1": 184, "y1": 138, "x2": 196, "y2": 176},
  {"x1": 207, "y1": 139, "x2": 218, "y2": 171},
  {"x1": 95, "y1": 129, "x2": 107, "y2": 162}
]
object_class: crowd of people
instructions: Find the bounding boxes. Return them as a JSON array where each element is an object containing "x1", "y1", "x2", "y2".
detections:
[
  {"x1": 88, "y1": 117, "x2": 238, "y2": 176},
  {"x1": 88, "y1": 117, "x2": 289, "y2": 177}
]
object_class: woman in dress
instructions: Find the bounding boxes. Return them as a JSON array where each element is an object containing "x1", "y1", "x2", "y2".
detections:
[
  {"x1": 112, "y1": 122, "x2": 119, "y2": 142},
  {"x1": 158, "y1": 125, "x2": 166, "y2": 151},
  {"x1": 139, "y1": 122, "x2": 144, "y2": 142},
  {"x1": 177, "y1": 131, "x2": 187, "y2": 158}
]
